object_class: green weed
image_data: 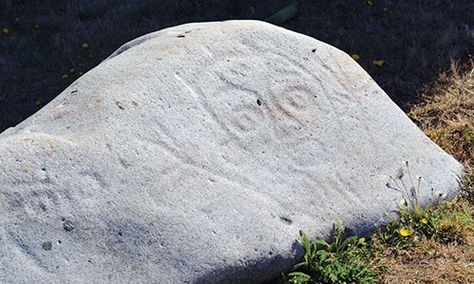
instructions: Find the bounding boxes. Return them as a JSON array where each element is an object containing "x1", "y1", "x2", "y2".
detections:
[
  {"x1": 375, "y1": 161, "x2": 473, "y2": 249},
  {"x1": 281, "y1": 222, "x2": 376, "y2": 284},
  {"x1": 280, "y1": 161, "x2": 473, "y2": 283}
]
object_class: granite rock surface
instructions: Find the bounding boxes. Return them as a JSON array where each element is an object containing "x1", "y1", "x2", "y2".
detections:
[{"x1": 0, "y1": 20, "x2": 463, "y2": 283}]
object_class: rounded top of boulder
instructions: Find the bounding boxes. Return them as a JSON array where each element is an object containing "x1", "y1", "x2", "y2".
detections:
[{"x1": 0, "y1": 20, "x2": 463, "y2": 283}]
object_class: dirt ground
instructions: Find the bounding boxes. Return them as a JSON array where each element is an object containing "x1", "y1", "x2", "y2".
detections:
[
  {"x1": 1, "y1": 0, "x2": 473, "y2": 132},
  {"x1": 376, "y1": 228, "x2": 474, "y2": 284}
]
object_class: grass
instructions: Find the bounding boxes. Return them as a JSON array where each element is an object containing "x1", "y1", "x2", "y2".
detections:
[
  {"x1": 281, "y1": 199, "x2": 474, "y2": 284},
  {"x1": 374, "y1": 235, "x2": 474, "y2": 284},
  {"x1": 373, "y1": 198, "x2": 473, "y2": 248},
  {"x1": 409, "y1": 60, "x2": 474, "y2": 202},
  {"x1": 280, "y1": 180, "x2": 474, "y2": 284},
  {"x1": 281, "y1": 62, "x2": 474, "y2": 283}
]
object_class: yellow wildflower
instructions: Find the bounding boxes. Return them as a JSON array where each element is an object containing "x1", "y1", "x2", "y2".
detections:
[
  {"x1": 399, "y1": 228, "x2": 411, "y2": 237},
  {"x1": 69, "y1": 68, "x2": 75, "y2": 73},
  {"x1": 2, "y1": 27, "x2": 9, "y2": 34},
  {"x1": 367, "y1": 0, "x2": 373, "y2": 6},
  {"x1": 383, "y1": 7, "x2": 389, "y2": 12},
  {"x1": 372, "y1": 59, "x2": 385, "y2": 66},
  {"x1": 79, "y1": 72, "x2": 84, "y2": 75},
  {"x1": 351, "y1": 54, "x2": 361, "y2": 61},
  {"x1": 421, "y1": 218, "x2": 428, "y2": 225},
  {"x1": 82, "y1": 42, "x2": 89, "y2": 49},
  {"x1": 34, "y1": 100, "x2": 42, "y2": 107},
  {"x1": 62, "y1": 74, "x2": 69, "y2": 79}
]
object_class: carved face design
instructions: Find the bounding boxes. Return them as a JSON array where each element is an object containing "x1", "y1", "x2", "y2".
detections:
[{"x1": 193, "y1": 55, "x2": 320, "y2": 146}]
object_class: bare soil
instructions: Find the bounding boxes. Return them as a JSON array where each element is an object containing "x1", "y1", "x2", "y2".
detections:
[{"x1": 376, "y1": 231, "x2": 474, "y2": 284}]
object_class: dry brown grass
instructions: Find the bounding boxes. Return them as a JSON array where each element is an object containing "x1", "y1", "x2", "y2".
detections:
[
  {"x1": 369, "y1": 198, "x2": 474, "y2": 284},
  {"x1": 366, "y1": 61, "x2": 474, "y2": 284},
  {"x1": 409, "y1": 60, "x2": 474, "y2": 200},
  {"x1": 376, "y1": 232, "x2": 474, "y2": 284}
]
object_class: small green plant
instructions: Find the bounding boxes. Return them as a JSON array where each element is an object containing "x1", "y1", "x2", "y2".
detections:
[
  {"x1": 280, "y1": 160, "x2": 473, "y2": 283},
  {"x1": 376, "y1": 161, "x2": 433, "y2": 248},
  {"x1": 375, "y1": 161, "x2": 473, "y2": 249},
  {"x1": 281, "y1": 221, "x2": 376, "y2": 284},
  {"x1": 461, "y1": 174, "x2": 474, "y2": 204},
  {"x1": 433, "y1": 199, "x2": 473, "y2": 243},
  {"x1": 374, "y1": 203, "x2": 438, "y2": 249}
]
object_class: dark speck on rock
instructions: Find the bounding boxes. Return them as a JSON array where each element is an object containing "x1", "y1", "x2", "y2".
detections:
[
  {"x1": 63, "y1": 220, "x2": 75, "y2": 232},
  {"x1": 279, "y1": 216, "x2": 292, "y2": 224},
  {"x1": 115, "y1": 101, "x2": 125, "y2": 110},
  {"x1": 39, "y1": 202, "x2": 47, "y2": 211},
  {"x1": 42, "y1": 241, "x2": 52, "y2": 251}
]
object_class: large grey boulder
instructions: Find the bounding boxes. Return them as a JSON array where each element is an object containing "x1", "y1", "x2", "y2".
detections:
[{"x1": 0, "y1": 20, "x2": 463, "y2": 283}]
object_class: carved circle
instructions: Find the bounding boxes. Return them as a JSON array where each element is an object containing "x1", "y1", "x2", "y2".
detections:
[{"x1": 272, "y1": 85, "x2": 314, "y2": 125}]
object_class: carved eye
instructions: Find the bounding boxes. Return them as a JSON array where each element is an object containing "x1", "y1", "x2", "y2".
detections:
[
  {"x1": 231, "y1": 111, "x2": 260, "y2": 133},
  {"x1": 270, "y1": 85, "x2": 315, "y2": 128},
  {"x1": 278, "y1": 86, "x2": 312, "y2": 115},
  {"x1": 224, "y1": 90, "x2": 265, "y2": 135}
]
